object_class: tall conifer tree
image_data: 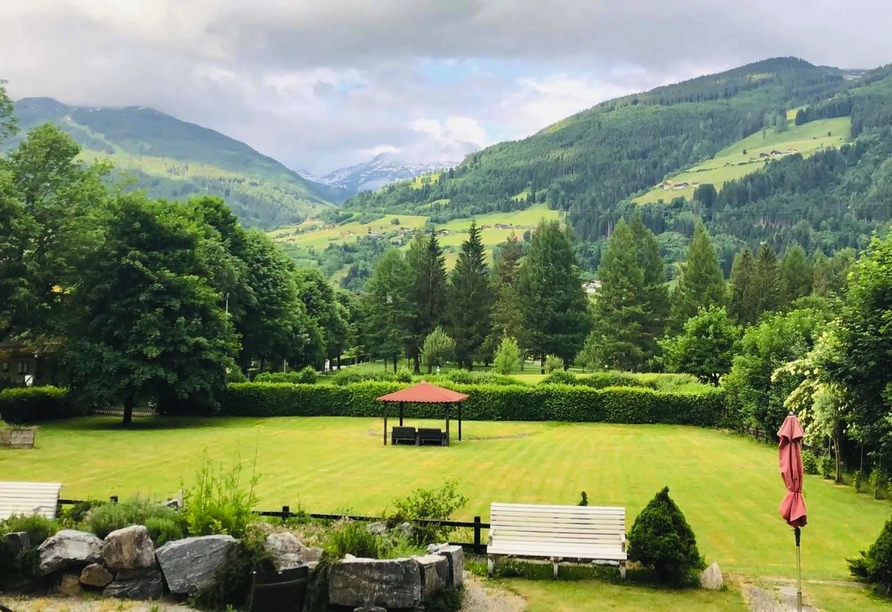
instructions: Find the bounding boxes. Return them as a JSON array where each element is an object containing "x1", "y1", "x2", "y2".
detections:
[
  {"x1": 670, "y1": 221, "x2": 726, "y2": 332},
  {"x1": 447, "y1": 222, "x2": 493, "y2": 369}
]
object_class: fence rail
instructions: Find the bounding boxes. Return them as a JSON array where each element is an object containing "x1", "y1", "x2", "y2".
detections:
[{"x1": 57, "y1": 498, "x2": 490, "y2": 554}]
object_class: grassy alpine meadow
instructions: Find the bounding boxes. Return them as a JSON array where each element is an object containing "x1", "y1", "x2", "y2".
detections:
[{"x1": 3, "y1": 416, "x2": 889, "y2": 585}]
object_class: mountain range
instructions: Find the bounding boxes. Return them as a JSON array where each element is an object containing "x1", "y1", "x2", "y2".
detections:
[{"x1": 6, "y1": 98, "x2": 455, "y2": 228}]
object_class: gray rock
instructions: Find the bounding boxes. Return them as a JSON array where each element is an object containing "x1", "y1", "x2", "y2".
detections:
[
  {"x1": 329, "y1": 557, "x2": 422, "y2": 609},
  {"x1": 79, "y1": 563, "x2": 114, "y2": 587},
  {"x1": 427, "y1": 544, "x2": 465, "y2": 588},
  {"x1": 155, "y1": 535, "x2": 237, "y2": 595},
  {"x1": 354, "y1": 608, "x2": 387, "y2": 612},
  {"x1": 38, "y1": 530, "x2": 105, "y2": 575},
  {"x1": 103, "y1": 525, "x2": 157, "y2": 570},
  {"x1": 367, "y1": 521, "x2": 388, "y2": 535},
  {"x1": 413, "y1": 554, "x2": 449, "y2": 600},
  {"x1": 103, "y1": 569, "x2": 164, "y2": 600},
  {"x1": 59, "y1": 572, "x2": 82, "y2": 596},
  {"x1": 264, "y1": 532, "x2": 304, "y2": 571},
  {"x1": 700, "y1": 561, "x2": 723, "y2": 590},
  {"x1": 5, "y1": 531, "x2": 30, "y2": 557},
  {"x1": 302, "y1": 546, "x2": 324, "y2": 568},
  {"x1": 395, "y1": 521, "x2": 414, "y2": 537}
]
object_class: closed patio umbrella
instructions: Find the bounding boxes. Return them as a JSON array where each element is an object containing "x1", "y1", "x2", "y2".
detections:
[{"x1": 778, "y1": 412, "x2": 807, "y2": 612}]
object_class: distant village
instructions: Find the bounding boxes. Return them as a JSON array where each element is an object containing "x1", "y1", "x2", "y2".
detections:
[{"x1": 660, "y1": 148, "x2": 799, "y2": 192}]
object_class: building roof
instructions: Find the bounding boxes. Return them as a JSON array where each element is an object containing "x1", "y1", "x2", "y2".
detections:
[{"x1": 376, "y1": 380, "x2": 469, "y2": 403}]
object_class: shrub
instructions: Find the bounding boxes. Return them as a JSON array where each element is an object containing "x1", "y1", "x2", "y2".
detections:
[
  {"x1": 389, "y1": 480, "x2": 468, "y2": 544},
  {"x1": 442, "y1": 370, "x2": 518, "y2": 387},
  {"x1": 0, "y1": 386, "x2": 78, "y2": 424},
  {"x1": 83, "y1": 498, "x2": 182, "y2": 539},
  {"x1": 578, "y1": 491, "x2": 588, "y2": 506},
  {"x1": 182, "y1": 451, "x2": 259, "y2": 538},
  {"x1": 579, "y1": 372, "x2": 654, "y2": 389},
  {"x1": 220, "y1": 381, "x2": 726, "y2": 427},
  {"x1": 545, "y1": 355, "x2": 564, "y2": 373},
  {"x1": 541, "y1": 370, "x2": 578, "y2": 385},
  {"x1": 849, "y1": 515, "x2": 892, "y2": 594},
  {"x1": 493, "y1": 337, "x2": 521, "y2": 375},
  {"x1": 332, "y1": 369, "x2": 396, "y2": 386},
  {"x1": 854, "y1": 471, "x2": 864, "y2": 493},
  {"x1": 820, "y1": 455, "x2": 835, "y2": 480},
  {"x1": 801, "y1": 451, "x2": 819, "y2": 475},
  {"x1": 326, "y1": 520, "x2": 382, "y2": 559},
  {"x1": 627, "y1": 486, "x2": 705, "y2": 584},
  {"x1": 869, "y1": 469, "x2": 889, "y2": 500},
  {"x1": 59, "y1": 500, "x2": 104, "y2": 527},
  {"x1": 0, "y1": 514, "x2": 59, "y2": 546},
  {"x1": 225, "y1": 368, "x2": 249, "y2": 384},
  {"x1": 145, "y1": 516, "x2": 185, "y2": 546},
  {"x1": 254, "y1": 366, "x2": 317, "y2": 385},
  {"x1": 423, "y1": 327, "x2": 455, "y2": 370},
  {"x1": 395, "y1": 368, "x2": 414, "y2": 383}
]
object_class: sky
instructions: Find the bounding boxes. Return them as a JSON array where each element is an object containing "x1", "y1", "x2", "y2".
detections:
[{"x1": 2, "y1": 1, "x2": 892, "y2": 175}]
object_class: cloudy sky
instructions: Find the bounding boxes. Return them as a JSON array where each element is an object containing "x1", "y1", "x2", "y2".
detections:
[{"x1": 2, "y1": 1, "x2": 891, "y2": 175}]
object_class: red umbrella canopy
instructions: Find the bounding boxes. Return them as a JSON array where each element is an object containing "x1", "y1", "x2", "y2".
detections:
[
  {"x1": 778, "y1": 413, "x2": 808, "y2": 528},
  {"x1": 376, "y1": 380, "x2": 469, "y2": 403}
]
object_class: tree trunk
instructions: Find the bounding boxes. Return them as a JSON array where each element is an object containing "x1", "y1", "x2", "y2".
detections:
[
  {"x1": 833, "y1": 425, "x2": 842, "y2": 483},
  {"x1": 122, "y1": 394, "x2": 134, "y2": 427},
  {"x1": 540, "y1": 354, "x2": 545, "y2": 375},
  {"x1": 393, "y1": 355, "x2": 399, "y2": 373},
  {"x1": 336, "y1": 355, "x2": 341, "y2": 370},
  {"x1": 413, "y1": 354, "x2": 421, "y2": 374}
]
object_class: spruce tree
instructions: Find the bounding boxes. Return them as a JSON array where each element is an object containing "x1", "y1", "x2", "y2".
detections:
[
  {"x1": 406, "y1": 231, "x2": 448, "y2": 372},
  {"x1": 516, "y1": 220, "x2": 590, "y2": 372},
  {"x1": 729, "y1": 247, "x2": 758, "y2": 325},
  {"x1": 591, "y1": 219, "x2": 650, "y2": 371},
  {"x1": 779, "y1": 245, "x2": 814, "y2": 309},
  {"x1": 362, "y1": 249, "x2": 412, "y2": 372},
  {"x1": 753, "y1": 243, "x2": 780, "y2": 316},
  {"x1": 447, "y1": 222, "x2": 493, "y2": 370},
  {"x1": 670, "y1": 221, "x2": 726, "y2": 332},
  {"x1": 485, "y1": 232, "x2": 525, "y2": 359},
  {"x1": 629, "y1": 213, "x2": 670, "y2": 349}
]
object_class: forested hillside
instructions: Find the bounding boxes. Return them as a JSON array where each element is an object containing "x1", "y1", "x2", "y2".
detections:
[
  {"x1": 344, "y1": 58, "x2": 892, "y2": 271},
  {"x1": 7, "y1": 98, "x2": 334, "y2": 228}
]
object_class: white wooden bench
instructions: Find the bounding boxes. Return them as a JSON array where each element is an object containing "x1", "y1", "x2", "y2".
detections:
[
  {"x1": 487, "y1": 502, "x2": 627, "y2": 579},
  {"x1": 0, "y1": 481, "x2": 63, "y2": 520}
]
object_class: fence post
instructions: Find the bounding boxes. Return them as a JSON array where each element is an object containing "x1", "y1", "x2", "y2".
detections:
[
  {"x1": 110, "y1": 496, "x2": 118, "y2": 504},
  {"x1": 282, "y1": 505, "x2": 290, "y2": 522},
  {"x1": 473, "y1": 516, "x2": 482, "y2": 555}
]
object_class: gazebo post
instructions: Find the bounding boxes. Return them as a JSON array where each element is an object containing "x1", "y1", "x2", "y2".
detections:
[
  {"x1": 445, "y1": 405, "x2": 450, "y2": 447},
  {"x1": 458, "y1": 402, "x2": 462, "y2": 441},
  {"x1": 399, "y1": 402, "x2": 404, "y2": 427},
  {"x1": 383, "y1": 405, "x2": 388, "y2": 446}
]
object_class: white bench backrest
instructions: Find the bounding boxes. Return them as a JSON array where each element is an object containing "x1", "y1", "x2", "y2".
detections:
[
  {"x1": 490, "y1": 502, "x2": 625, "y2": 549},
  {"x1": 0, "y1": 481, "x2": 63, "y2": 520}
]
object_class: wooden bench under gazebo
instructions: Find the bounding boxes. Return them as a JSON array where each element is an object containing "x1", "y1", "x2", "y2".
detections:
[{"x1": 376, "y1": 381, "x2": 468, "y2": 447}]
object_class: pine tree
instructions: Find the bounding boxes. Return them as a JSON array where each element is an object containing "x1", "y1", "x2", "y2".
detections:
[
  {"x1": 485, "y1": 232, "x2": 525, "y2": 359},
  {"x1": 516, "y1": 220, "x2": 590, "y2": 372},
  {"x1": 779, "y1": 244, "x2": 814, "y2": 309},
  {"x1": 362, "y1": 249, "x2": 412, "y2": 372},
  {"x1": 447, "y1": 222, "x2": 493, "y2": 370},
  {"x1": 670, "y1": 221, "x2": 726, "y2": 332},
  {"x1": 406, "y1": 231, "x2": 448, "y2": 372},
  {"x1": 591, "y1": 219, "x2": 650, "y2": 371},
  {"x1": 629, "y1": 213, "x2": 670, "y2": 349},
  {"x1": 729, "y1": 247, "x2": 758, "y2": 325},
  {"x1": 753, "y1": 243, "x2": 780, "y2": 316}
]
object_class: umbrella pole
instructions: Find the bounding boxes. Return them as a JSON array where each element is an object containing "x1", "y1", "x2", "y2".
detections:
[{"x1": 795, "y1": 527, "x2": 802, "y2": 612}]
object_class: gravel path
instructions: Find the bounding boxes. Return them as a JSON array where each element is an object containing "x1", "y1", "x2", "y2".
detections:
[
  {"x1": 0, "y1": 596, "x2": 195, "y2": 611},
  {"x1": 461, "y1": 573, "x2": 527, "y2": 612}
]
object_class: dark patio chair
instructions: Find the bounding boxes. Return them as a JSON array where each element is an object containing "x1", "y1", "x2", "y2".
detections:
[
  {"x1": 0, "y1": 601, "x2": 13, "y2": 612},
  {"x1": 417, "y1": 427, "x2": 446, "y2": 446},
  {"x1": 391, "y1": 426, "x2": 417, "y2": 445},
  {"x1": 246, "y1": 566, "x2": 309, "y2": 612}
]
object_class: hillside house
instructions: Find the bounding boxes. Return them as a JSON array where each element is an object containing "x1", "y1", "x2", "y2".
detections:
[
  {"x1": 584, "y1": 280, "x2": 602, "y2": 295},
  {"x1": 0, "y1": 339, "x2": 39, "y2": 386}
]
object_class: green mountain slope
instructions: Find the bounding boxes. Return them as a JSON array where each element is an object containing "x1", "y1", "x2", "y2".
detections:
[
  {"x1": 344, "y1": 57, "x2": 892, "y2": 270},
  {"x1": 9, "y1": 98, "x2": 333, "y2": 228}
]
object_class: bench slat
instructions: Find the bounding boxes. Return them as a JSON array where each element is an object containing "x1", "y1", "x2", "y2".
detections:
[{"x1": 0, "y1": 481, "x2": 63, "y2": 520}]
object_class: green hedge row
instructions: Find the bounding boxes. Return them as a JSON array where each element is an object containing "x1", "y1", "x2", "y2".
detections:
[
  {"x1": 0, "y1": 387, "x2": 80, "y2": 424},
  {"x1": 220, "y1": 382, "x2": 725, "y2": 427}
]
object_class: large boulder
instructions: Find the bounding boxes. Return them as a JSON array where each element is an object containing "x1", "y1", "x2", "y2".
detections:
[
  {"x1": 38, "y1": 530, "x2": 105, "y2": 575},
  {"x1": 427, "y1": 544, "x2": 465, "y2": 589},
  {"x1": 413, "y1": 554, "x2": 449, "y2": 600},
  {"x1": 5, "y1": 531, "x2": 30, "y2": 557},
  {"x1": 103, "y1": 569, "x2": 165, "y2": 600},
  {"x1": 264, "y1": 532, "x2": 304, "y2": 571},
  {"x1": 79, "y1": 563, "x2": 114, "y2": 588},
  {"x1": 103, "y1": 525, "x2": 157, "y2": 571},
  {"x1": 328, "y1": 557, "x2": 421, "y2": 609},
  {"x1": 700, "y1": 561, "x2": 723, "y2": 590},
  {"x1": 155, "y1": 535, "x2": 237, "y2": 595}
]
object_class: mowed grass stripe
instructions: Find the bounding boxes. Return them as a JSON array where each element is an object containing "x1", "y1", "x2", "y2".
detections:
[{"x1": 4, "y1": 417, "x2": 888, "y2": 580}]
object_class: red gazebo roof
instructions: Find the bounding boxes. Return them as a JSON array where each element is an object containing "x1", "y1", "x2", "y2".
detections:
[{"x1": 376, "y1": 380, "x2": 469, "y2": 403}]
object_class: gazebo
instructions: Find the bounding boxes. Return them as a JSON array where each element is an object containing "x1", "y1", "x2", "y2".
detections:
[{"x1": 376, "y1": 381, "x2": 469, "y2": 447}]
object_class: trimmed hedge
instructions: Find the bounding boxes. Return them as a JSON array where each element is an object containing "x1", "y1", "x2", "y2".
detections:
[
  {"x1": 255, "y1": 366, "x2": 317, "y2": 385},
  {"x1": 0, "y1": 386, "x2": 78, "y2": 424},
  {"x1": 220, "y1": 382, "x2": 725, "y2": 427},
  {"x1": 539, "y1": 371, "x2": 654, "y2": 389}
]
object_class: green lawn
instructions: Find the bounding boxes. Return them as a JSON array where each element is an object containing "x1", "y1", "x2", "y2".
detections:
[{"x1": 3, "y1": 417, "x2": 888, "y2": 584}]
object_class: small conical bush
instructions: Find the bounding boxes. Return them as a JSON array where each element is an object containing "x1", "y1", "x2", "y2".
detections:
[{"x1": 628, "y1": 486, "x2": 704, "y2": 583}]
